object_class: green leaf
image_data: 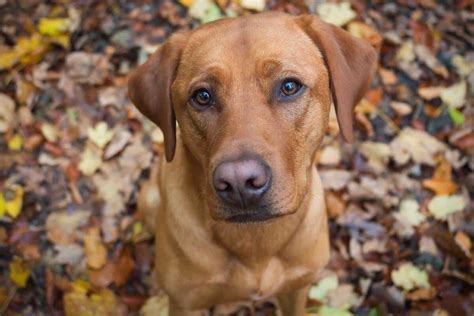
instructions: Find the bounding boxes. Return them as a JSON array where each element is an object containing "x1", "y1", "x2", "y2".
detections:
[{"x1": 448, "y1": 107, "x2": 465, "y2": 125}]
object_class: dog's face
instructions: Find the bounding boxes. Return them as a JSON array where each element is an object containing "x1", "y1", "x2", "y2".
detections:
[{"x1": 128, "y1": 13, "x2": 376, "y2": 223}]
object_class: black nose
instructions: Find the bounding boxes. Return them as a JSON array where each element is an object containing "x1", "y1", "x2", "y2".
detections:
[{"x1": 213, "y1": 159, "x2": 271, "y2": 208}]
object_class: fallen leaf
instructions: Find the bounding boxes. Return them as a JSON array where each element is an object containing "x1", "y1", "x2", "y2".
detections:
[
  {"x1": 390, "y1": 128, "x2": 447, "y2": 166},
  {"x1": 9, "y1": 257, "x2": 30, "y2": 288},
  {"x1": 309, "y1": 274, "x2": 338, "y2": 301},
  {"x1": 390, "y1": 101, "x2": 412, "y2": 116},
  {"x1": 448, "y1": 107, "x2": 465, "y2": 125},
  {"x1": 317, "y1": 2, "x2": 356, "y2": 27},
  {"x1": 319, "y1": 145, "x2": 341, "y2": 166},
  {"x1": 83, "y1": 227, "x2": 108, "y2": 269},
  {"x1": 7, "y1": 134, "x2": 23, "y2": 151},
  {"x1": 38, "y1": 18, "x2": 70, "y2": 37},
  {"x1": 78, "y1": 146, "x2": 103, "y2": 176},
  {"x1": 422, "y1": 159, "x2": 458, "y2": 195},
  {"x1": 406, "y1": 288, "x2": 436, "y2": 301},
  {"x1": 139, "y1": 295, "x2": 169, "y2": 316},
  {"x1": 104, "y1": 130, "x2": 131, "y2": 159},
  {"x1": 359, "y1": 142, "x2": 391, "y2": 173},
  {"x1": 391, "y1": 263, "x2": 430, "y2": 291},
  {"x1": 454, "y1": 231, "x2": 472, "y2": 258},
  {"x1": 53, "y1": 244, "x2": 85, "y2": 265},
  {"x1": 397, "y1": 199, "x2": 426, "y2": 226},
  {"x1": 440, "y1": 81, "x2": 466, "y2": 109},
  {"x1": 87, "y1": 122, "x2": 114, "y2": 149},
  {"x1": 418, "y1": 86, "x2": 443, "y2": 100},
  {"x1": 63, "y1": 287, "x2": 127, "y2": 316},
  {"x1": 0, "y1": 93, "x2": 15, "y2": 133},
  {"x1": 325, "y1": 191, "x2": 346, "y2": 219},
  {"x1": 4, "y1": 185, "x2": 24, "y2": 219},
  {"x1": 318, "y1": 305, "x2": 352, "y2": 316},
  {"x1": 320, "y1": 170, "x2": 352, "y2": 191},
  {"x1": 46, "y1": 210, "x2": 91, "y2": 245},
  {"x1": 428, "y1": 195, "x2": 466, "y2": 220},
  {"x1": 452, "y1": 55, "x2": 474, "y2": 77},
  {"x1": 66, "y1": 52, "x2": 110, "y2": 85},
  {"x1": 240, "y1": 0, "x2": 265, "y2": 12},
  {"x1": 41, "y1": 123, "x2": 59, "y2": 142}
]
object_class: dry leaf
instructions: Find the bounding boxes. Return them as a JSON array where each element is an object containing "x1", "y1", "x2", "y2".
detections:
[
  {"x1": 9, "y1": 257, "x2": 30, "y2": 288},
  {"x1": 440, "y1": 81, "x2": 466, "y2": 109},
  {"x1": 87, "y1": 122, "x2": 114, "y2": 149},
  {"x1": 428, "y1": 195, "x2": 466, "y2": 220},
  {"x1": 240, "y1": 0, "x2": 265, "y2": 11},
  {"x1": 422, "y1": 159, "x2": 458, "y2": 195},
  {"x1": 78, "y1": 146, "x2": 103, "y2": 176},
  {"x1": 390, "y1": 128, "x2": 446, "y2": 166},
  {"x1": 319, "y1": 145, "x2": 341, "y2": 166},
  {"x1": 391, "y1": 263, "x2": 430, "y2": 291},
  {"x1": 317, "y1": 2, "x2": 356, "y2": 27},
  {"x1": 454, "y1": 231, "x2": 472, "y2": 258},
  {"x1": 83, "y1": 227, "x2": 108, "y2": 269}
]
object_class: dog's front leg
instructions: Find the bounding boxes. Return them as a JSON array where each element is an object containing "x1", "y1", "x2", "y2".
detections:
[
  {"x1": 277, "y1": 286, "x2": 309, "y2": 316},
  {"x1": 169, "y1": 300, "x2": 205, "y2": 316}
]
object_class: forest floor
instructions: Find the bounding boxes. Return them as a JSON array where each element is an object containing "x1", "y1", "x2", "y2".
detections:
[{"x1": 0, "y1": 0, "x2": 473, "y2": 315}]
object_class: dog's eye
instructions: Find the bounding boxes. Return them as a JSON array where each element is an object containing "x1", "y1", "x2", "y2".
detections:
[
  {"x1": 191, "y1": 88, "x2": 212, "y2": 109},
  {"x1": 280, "y1": 79, "x2": 302, "y2": 96}
]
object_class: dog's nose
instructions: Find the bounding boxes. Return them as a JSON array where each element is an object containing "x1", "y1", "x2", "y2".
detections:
[{"x1": 213, "y1": 159, "x2": 271, "y2": 208}]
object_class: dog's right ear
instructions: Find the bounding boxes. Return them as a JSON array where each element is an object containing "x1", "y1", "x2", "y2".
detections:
[{"x1": 128, "y1": 32, "x2": 188, "y2": 162}]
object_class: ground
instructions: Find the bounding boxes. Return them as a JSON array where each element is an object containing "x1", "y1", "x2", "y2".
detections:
[{"x1": 0, "y1": 0, "x2": 473, "y2": 315}]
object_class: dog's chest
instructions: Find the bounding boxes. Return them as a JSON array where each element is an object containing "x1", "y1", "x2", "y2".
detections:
[{"x1": 205, "y1": 256, "x2": 315, "y2": 302}]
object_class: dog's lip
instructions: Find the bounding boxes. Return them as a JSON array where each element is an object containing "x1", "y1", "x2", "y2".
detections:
[{"x1": 223, "y1": 211, "x2": 285, "y2": 223}]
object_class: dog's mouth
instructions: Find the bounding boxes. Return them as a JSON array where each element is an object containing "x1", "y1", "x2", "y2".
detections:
[{"x1": 223, "y1": 211, "x2": 285, "y2": 223}]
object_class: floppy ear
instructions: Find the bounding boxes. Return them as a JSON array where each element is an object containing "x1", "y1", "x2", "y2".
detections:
[
  {"x1": 128, "y1": 32, "x2": 188, "y2": 162},
  {"x1": 296, "y1": 15, "x2": 377, "y2": 142}
]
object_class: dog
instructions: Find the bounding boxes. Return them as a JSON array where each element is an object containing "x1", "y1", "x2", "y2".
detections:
[{"x1": 128, "y1": 12, "x2": 376, "y2": 315}]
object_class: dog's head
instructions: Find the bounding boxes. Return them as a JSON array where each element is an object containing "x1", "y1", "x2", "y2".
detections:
[{"x1": 128, "y1": 13, "x2": 377, "y2": 223}]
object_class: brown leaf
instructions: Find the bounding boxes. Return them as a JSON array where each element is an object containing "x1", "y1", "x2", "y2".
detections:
[{"x1": 325, "y1": 191, "x2": 346, "y2": 219}]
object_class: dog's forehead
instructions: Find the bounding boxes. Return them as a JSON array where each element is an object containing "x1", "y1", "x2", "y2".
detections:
[{"x1": 180, "y1": 14, "x2": 319, "y2": 70}]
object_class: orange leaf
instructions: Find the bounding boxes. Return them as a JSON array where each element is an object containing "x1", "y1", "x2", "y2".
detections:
[{"x1": 422, "y1": 158, "x2": 458, "y2": 195}]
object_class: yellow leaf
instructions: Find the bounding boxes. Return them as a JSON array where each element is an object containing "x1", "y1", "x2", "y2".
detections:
[
  {"x1": 39, "y1": 18, "x2": 70, "y2": 37},
  {"x1": 8, "y1": 134, "x2": 23, "y2": 151},
  {"x1": 9, "y1": 258, "x2": 30, "y2": 288},
  {"x1": 391, "y1": 263, "x2": 430, "y2": 291},
  {"x1": 83, "y1": 227, "x2": 107, "y2": 269},
  {"x1": 87, "y1": 122, "x2": 114, "y2": 149},
  {"x1": 179, "y1": 0, "x2": 194, "y2": 7},
  {"x1": 0, "y1": 193, "x2": 5, "y2": 217},
  {"x1": 51, "y1": 33, "x2": 70, "y2": 48},
  {"x1": 5, "y1": 185, "x2": 24, "y2": 219},
  {"x1": 0, "y1": 49, "x2": 19, "y2": 70},
  {"x1": 17, "y1": 33, "x2": 48, "y2": 66},
  {"x1": 71, "y1": 279, "x2": 90, "y2": 294}
]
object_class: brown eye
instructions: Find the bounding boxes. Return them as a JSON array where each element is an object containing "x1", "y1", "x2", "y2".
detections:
[
  {"x1": 280, "y1": 79, "x2": 302, "y2": 96},
  {"x1": 191, "y1": 88, "x2": 212, "y2": 109}
]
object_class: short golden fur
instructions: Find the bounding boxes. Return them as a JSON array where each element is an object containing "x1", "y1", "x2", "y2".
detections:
[{"x1": 129, "y1": 12, "x2": 376, "y2": 315}]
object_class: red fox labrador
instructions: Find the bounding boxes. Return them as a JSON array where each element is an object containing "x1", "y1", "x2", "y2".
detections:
[{"x1": 128, "y1": 12, "x2": 376, "y2": 315}]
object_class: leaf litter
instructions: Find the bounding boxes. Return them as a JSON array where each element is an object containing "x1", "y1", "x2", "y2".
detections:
[{"x1": 0, "y1": 1, "x2": 472, "y2": 315}]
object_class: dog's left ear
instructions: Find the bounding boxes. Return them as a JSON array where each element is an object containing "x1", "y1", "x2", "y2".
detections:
[
  {"x1": 296, "y1": 15, "x2": 377, "y2": 142},
  {"x1": 128, "y1": 32, "x2": 188, "y2": 162}
]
